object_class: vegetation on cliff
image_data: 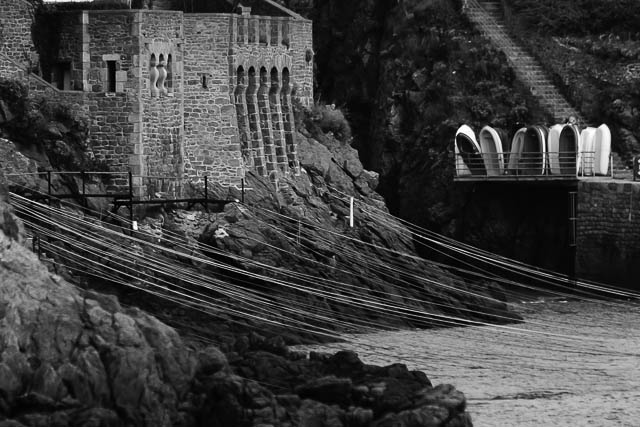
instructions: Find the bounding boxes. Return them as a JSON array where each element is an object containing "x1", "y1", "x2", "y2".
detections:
[
  {"x1": 0, "y1": 78, "x2": 100, "y2": 172},
  {"x1": 284, "y1": 0, "x2": 639, "y2": 274},
  {"x1": 502, "y1": 0, "x2": 640, "y2": 163}
]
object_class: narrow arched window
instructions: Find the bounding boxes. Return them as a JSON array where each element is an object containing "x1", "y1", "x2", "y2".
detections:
[
  {"x1": 150, "y1": 54, "x2": 159, "y2": 97},
  {"x1": 166, "y1": 54, "x2": 173, "y2": 93},
  {"x1": 157, "y1": 54, "x2": 167, "y2": 95}
]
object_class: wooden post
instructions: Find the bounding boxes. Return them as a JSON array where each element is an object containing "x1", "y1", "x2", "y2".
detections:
[
  {"x1": 47, "y1": 171, "x2": 52, "y2": 205},
  {"x1": 349, "y1": 197, "x2": 354, "y2": 228},
  {"x1": 128, "y1": 171, "x2": 134, "y2": 229},
  {"x1": 610, "y1": 154, "x2": 614, "y2": 179}
]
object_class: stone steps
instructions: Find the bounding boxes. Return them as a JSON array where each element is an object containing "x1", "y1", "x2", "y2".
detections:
[
  {"x1": 464, "y1": 0, "x2": 584, "y2": 124},
  {"x1": 463, "y1": 0, "x2": 631, "y2": 179}
]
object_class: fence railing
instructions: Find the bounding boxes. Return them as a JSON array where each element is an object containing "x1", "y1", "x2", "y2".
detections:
[
  {"x1": 3, "y1": 171, "x2": 243, "y2": 224},
  {"x1": 455, "y1": 151, "x2": 620, "y2": 180}
]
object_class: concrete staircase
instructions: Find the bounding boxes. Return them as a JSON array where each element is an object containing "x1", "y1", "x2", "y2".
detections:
[{"x1": 463, "y1": 0, "x2": 583, "y2": 124}]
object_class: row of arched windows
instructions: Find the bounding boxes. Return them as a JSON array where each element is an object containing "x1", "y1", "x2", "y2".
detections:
[
  {"x1": 234, "y1": 65, "x2": 297, "y2": 176},
  {"x1": 149, "y1": 53, "x2": 173, "y2": 97}
]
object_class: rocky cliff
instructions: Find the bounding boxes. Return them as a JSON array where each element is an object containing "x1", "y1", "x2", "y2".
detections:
[
  {"x1": 284, "y1": 0, "x2": 595, "y2": 274},
  {"x1": 0, "y1": 182, "x2": 477, "y2": 426}
]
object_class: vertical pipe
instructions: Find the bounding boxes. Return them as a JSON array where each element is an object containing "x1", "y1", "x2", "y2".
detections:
[
  {"x1": 205, "y1": 175, "x2": 208, "y2": 202},
  {"x1": 241, "y1": 178, "x2": 245, "y2": 203}
]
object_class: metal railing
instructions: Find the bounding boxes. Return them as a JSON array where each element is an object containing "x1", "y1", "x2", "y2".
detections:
[
  {"x1": 454, "y1": 151, "x2": 622, "y2": 180},
  {"x1": 3, "y1": 171, "x2": 242, "y2": 227}
]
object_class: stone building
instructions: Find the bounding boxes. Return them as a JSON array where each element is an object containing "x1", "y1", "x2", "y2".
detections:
[{"x1": 0, "y1": 0, "x2": 314, "y2": 190}]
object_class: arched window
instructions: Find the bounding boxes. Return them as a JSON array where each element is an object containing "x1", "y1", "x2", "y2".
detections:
[
  {"x1": 234, "y1": 66, "x2": 250, "y2": 162},
  {"x1": 157, "y1": 54, "x2": 167, "y2": 95},
  {"x1": 166, "y1": 54, "x2": 173, "y2": 93},
  {"x1": 281, "y1": 67, "x2": 297, "y2": 170},
  {"x1": 258, "y1": 67, "x2": 275, "y2": 172},
  {"x1": 246, "y1": 67, "x2": 266, "y2": 175},
  {"x1": 150, "y1": 54, "x2": 159, "y2": 97},
  {"x1": 269, "y1": 67, "x2": 286, "y2": 171}
]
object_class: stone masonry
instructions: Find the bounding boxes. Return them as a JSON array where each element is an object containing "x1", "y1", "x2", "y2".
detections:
[
  {"x1": 576, "y1": 180, "x2": 640, "y2": 288},
  {"x1": 0, "y1": 0, "x2": 39, "y2": 70},
  {"x1": 0, "y1": 0, "x2": 314, "y2": 192}
]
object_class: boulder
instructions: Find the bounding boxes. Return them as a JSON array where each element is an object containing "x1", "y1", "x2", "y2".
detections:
[{"x1": 295, "y1": 376, "x2": 353, "y2": 405}]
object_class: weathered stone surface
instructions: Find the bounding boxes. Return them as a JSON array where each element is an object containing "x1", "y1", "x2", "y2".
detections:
[
  {"x1": 196, "y1": 129, "x2": 519, "y2": 333},
  {"x1": 295, "y1": 376, "x2": 353, "y2": 405},
  {"x1": 0, "y1": 191, "x2": 475, "y2": 426},
  {"x1": 576, "y1": 180, "x2": 640, "y2": 288},
  {"x1": 0, "y1": 196, "x2": 195, "y2": 426}
]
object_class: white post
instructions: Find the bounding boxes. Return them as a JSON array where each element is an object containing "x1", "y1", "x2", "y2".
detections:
[
  {"x1": 610, "y1": 154, "x2": 614, "y2": 178},
  {"x1": 349, "y1": 197, "x2": 354, "y2": 228}
]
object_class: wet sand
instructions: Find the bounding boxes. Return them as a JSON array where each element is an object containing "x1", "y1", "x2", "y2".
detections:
[{"x1": 294, "y1": 299, "x2": 640, "y2": 426}]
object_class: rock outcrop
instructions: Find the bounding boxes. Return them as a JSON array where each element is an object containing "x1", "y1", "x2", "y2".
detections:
[
  {"x1": 193, "y1": 127, "x2": 518, "y2": 334},
  {"x1": 282, "y1": 0, "x2": 584, "y2": 274},
  {"x1": 0, "y1": 185, "x2": 474, "y2": 426}
]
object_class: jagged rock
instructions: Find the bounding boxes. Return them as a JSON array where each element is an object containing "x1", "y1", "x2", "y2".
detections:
[
  {"x1": 0, "y1": 100, "x2": 15, "y2": 124},
  {"x1": 0, "y1": 197, "x2": 195, "y2": 426},
  {"x1": 0, "y1": 138, "x2": 40, "y2": 193},
  {"x1": 295, "y1": 376, "x2": 353, "y2": 405},
  {"x1": 414, "y1": 384, "x2": 467, "y2": 413},
  {"x1": 0, "y1": 186, "x2": 475, "y2": 426},
  {"x1": 293, "y1": 399, "x2": 345, "y2": 427},
  {"x1": 195, "y1": 345, "x2": 229, "y2": 375}
]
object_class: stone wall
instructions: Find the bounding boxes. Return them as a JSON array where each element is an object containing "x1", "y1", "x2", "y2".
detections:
[
  {"x1": 183, "y1": 14, "x2": 243, "y2": 186},
  {"x1": 53, "y1": 12, "x2": 87, "y2": 91},
  {"x1": 140, "y1": 11, "x2": 184, "y2": 186},
  {"x1": 0, "y1": 0, "x2": 38, "y2": 69},
  {"x1": 2, "y1": 4, "x2": 314, "y2": 190},
  {"x1": 84, "y1": 11, "x2": 141, "y2": 186},
  {"x1": 227, "y1": 13, "x2": 312, "y2": 178},
  {"x1": 288, "y1": 19, "x2": 313, "y2": 108},
  {"x1": 0, "y1": 53, "x2": 32, "y2": 83},
  {"x1": 576, "y1": 180, "x2": 640, "y2": 287}
]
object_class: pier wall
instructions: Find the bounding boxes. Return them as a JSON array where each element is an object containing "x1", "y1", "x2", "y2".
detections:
[{"x1": 576, "y1": 180, "x2": 640, "y2": 287}]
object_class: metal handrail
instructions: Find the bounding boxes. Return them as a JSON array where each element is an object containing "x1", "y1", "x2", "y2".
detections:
[{"x1": 455, "y1": 151, "x2": 617, "y2": 179}]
